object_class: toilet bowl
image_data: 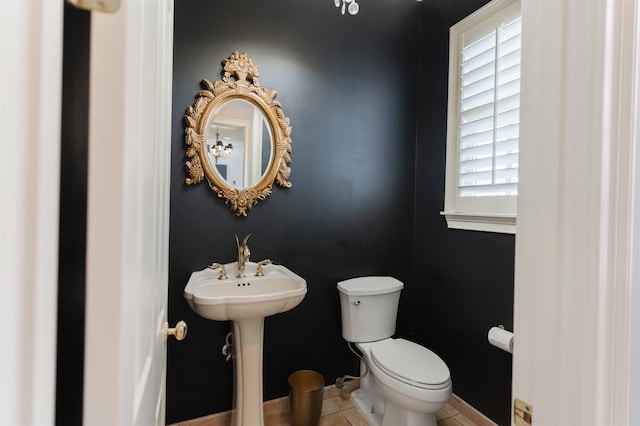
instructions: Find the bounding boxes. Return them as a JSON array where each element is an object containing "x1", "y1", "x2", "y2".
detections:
[{"x1": 337, "y1": 277, "x2": 452, "y2": 426}]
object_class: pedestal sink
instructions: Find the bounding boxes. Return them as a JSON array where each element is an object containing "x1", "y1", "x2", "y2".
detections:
[{"x1": 184, "y1": 261, "x2": 306, "y2": 426}]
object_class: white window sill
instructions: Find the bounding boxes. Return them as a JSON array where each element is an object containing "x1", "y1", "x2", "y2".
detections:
[{"x1": 441, "y1": 211, "x2": 516, "y2": 234}]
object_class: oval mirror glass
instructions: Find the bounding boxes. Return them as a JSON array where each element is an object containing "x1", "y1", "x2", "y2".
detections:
[{"x1": 205, "y1": 99, "x2": 273, "y2": 189}]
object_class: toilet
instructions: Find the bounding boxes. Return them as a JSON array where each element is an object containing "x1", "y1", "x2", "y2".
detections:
[{"x1": 338, "y1": 276, "x2": 452, "y2": 426}]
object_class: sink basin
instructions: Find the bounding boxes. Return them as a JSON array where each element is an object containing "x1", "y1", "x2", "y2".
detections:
[{"x1": 184, "y1": 262, "x2": 307, "y2": 321}]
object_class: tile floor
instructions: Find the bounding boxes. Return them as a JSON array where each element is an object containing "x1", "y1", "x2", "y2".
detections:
[{"x1": 171, "y1": 380, "x2": 497, "y2": 426}]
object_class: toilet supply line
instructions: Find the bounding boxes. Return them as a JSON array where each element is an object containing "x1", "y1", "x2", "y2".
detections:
[{"x1": 335, "y1": 341, "x2": 368, "y2": 390}]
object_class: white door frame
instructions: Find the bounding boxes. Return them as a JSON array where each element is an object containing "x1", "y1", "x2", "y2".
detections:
[
  {"x1": 0, "y1": 1, "x2": 63, "y2": 425},
  {"x1": 514, "y1": 0, "x2": 638, "y2": 424},
  {"x1": 3, "y1": 1, "x2": 638, "y2": 425}
]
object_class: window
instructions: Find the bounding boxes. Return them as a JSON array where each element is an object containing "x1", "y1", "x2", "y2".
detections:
[{"x1": 442, "y1": 0, "x2": 521, "y2": 234}]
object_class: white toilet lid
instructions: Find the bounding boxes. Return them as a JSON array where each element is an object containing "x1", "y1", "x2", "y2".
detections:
[{"x1": 370, "y1": 338, "x2": 450, "y2": 389}]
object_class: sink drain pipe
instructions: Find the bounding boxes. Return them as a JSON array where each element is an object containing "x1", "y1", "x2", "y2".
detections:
[
  {"x1": 221, "y1": 331, "x2": 233, "y2": 361},
  {"x1": 335, "y1": 341, "x2": 368, "y2": 390}
]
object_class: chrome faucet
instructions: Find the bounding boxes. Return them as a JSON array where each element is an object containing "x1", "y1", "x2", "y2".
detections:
[{"x1": 236, "y1": 233, "x2": 251, "y2": 277}]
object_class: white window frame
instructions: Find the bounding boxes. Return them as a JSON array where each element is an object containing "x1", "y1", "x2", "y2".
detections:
[{"x1": 442, "y1": 0, "x2": 521, "y2": 234}]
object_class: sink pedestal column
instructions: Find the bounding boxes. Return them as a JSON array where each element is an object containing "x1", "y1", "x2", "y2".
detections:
[{"x1": 230, "y1": 318, "x2": 265, "y2": 426}]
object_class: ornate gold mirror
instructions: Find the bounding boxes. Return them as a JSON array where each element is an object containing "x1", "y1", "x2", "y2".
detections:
[{"x1": 184, "y1": 51, "x2": 292, "y2": 216}]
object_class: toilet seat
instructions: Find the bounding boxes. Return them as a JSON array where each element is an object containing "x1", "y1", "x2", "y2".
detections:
[{"x1": 370, "y1": 338, "x2": 450, "y2": 390}]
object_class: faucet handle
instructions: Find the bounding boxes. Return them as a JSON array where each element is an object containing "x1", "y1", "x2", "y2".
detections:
[
  {"x1": 208, "y1": 263, "x2": 227, "y2": 280},
  {"x1": 255, "y1": 259, "x2": 272, "y2": 276}
]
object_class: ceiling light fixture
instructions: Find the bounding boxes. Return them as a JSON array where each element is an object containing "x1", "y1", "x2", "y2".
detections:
[
  {"x1": 209, "y1": 127, "x2": 233, "y2": 163},
  {"x1": 334, "y1": 0, "x2": 359, "y2": 15}
]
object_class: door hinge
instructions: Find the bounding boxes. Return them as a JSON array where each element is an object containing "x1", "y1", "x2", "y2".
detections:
[{"x1": 514, "y1": 398, "x2": 532, "y2": 426}]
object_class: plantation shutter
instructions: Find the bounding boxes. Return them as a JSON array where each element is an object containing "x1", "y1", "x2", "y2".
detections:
[{"x1": 458, "y1": 17, "x2": 521, "y2": 197}]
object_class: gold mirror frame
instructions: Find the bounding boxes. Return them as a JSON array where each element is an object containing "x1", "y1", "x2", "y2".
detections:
[{"x1": 184, "y1": 51, "x2": 292, "y2": 216}]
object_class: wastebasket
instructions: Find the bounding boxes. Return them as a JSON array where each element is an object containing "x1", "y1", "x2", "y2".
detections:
[{"x1": 288, "y1": 370, "x2": 324, "y2": 426}]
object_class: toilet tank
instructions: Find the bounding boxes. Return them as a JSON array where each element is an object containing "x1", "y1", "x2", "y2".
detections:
[{"x1": 337, "y1": 276, "x2": 404, "y2": 343}]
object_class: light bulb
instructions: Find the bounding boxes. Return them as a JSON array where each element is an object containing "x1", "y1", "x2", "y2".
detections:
[{"x1": 348, "y1": 0, "x2": 359, "y2": 14}]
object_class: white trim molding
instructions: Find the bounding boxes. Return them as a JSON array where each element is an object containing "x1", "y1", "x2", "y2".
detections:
[
  {"x1": 0, "y1": 1, "x2": 64, "y2": 425},
  {"x1": 443, "y1": 0, "x2": 521, "y2": 235},
  {"x1": 441, "y1": 212, "x2": 515, "y2": 234}
]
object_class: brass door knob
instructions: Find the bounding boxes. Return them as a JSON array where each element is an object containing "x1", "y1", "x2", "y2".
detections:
[{"x1": 163, "y1": 321, "x2": 188, "y2": 342}]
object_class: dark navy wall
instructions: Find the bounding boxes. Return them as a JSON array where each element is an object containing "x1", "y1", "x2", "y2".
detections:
[
  {"x1": 167, "y1": 0, "x2": 420, "y2": 423},
  {"x1": 56, "y1": 5, "x2": 90, "y2": 425},
  {"x1": 412, "y1": 1, "x2": 514, "y2": 424}
]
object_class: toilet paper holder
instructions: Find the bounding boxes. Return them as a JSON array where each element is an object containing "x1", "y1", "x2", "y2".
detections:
[{"x1": 488, "y1": 325, "x2": 514, "y2": 353}]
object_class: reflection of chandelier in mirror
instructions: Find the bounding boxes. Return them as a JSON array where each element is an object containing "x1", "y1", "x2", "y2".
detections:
[
  {"x1": 334, "y1": 0, "x2": 359, "y2": 15},
  {"x1": 209, "y1": 127, "x2": 233, "y2": 163}
]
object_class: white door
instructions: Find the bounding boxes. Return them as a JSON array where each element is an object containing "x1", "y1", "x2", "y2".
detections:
[
  {"x1": 82, "y1": 1, "x2": 177, "y2": 425},
  {"x1": 513, "y1": 0, "x2": 638, "y2": 424}
]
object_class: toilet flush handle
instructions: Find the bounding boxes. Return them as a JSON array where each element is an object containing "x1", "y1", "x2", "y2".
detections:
[{"x1": 351, "y1": 299, "x2": 361, "y2": 306}]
